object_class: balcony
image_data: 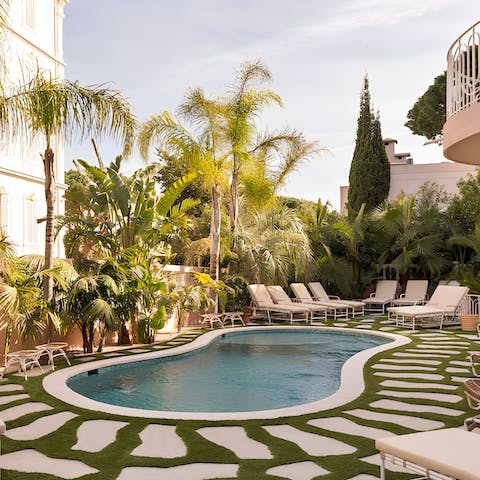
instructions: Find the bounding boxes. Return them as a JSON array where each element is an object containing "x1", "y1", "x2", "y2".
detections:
[{"x1": 443, "y1": 21, "x2": 480, "y2": 165}]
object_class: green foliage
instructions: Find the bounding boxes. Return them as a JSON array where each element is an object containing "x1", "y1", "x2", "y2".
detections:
[
  {"x1": 348, "y1": 76, "x2": 390, "y2": 214},
  {"x1": 405, "y1": 72, "x2": 446, "y2": 140},
  {"x1": 447, "y1": 168, "x2": 480, "y2": 234}
]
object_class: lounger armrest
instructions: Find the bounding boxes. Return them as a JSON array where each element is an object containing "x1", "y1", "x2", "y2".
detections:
[
  {"x1": 329, "y1": 295, "x2": 341, "y2": 300},
  {"x1": 369, "y1": 293, "x2": 376, "y2": 298},
  {"x1": 399, "y1": 293, "x2": 406, "y2": 299}
]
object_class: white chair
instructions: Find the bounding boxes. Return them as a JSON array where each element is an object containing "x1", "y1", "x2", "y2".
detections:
[
  {"x1": 376, "y1": 428, "x2": 480, "y2": 480},
  {"x1": 290, "y1": 283, "x2": 349, "y2": 319},
  {"x1": 362, "y1": 280, "x2": 398, "y2": 314},
  {"x1": 390, "y1": 280, "x2": 428, "y2": 307},
  {"x1": 247, "y1": 284, "x2": 311, "y2": 324},
  {"x1": 387, "y1": 285, "x2": 469, "y2": 330},
  {"x1": 307, "y1": 282, "x2": 365, "y2": 317},
  {"x1": 266, "y1": 285, "x2": 327, "y2": 322}
]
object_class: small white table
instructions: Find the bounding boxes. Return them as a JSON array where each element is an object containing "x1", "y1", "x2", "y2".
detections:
[
  {"x1": 222, "y1": 311, "x2": 245, "y2": 326},
  {"x1": 35, "y1": 342, "x2": 71, "y2": 371},
  {"x1": 2, "y1": 350, "x2": 44, "y2": 380}
]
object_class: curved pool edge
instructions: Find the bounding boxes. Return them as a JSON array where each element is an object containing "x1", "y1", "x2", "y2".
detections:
[{"x1": 42, "y1": 326, "x2": 410, "y2": 420}]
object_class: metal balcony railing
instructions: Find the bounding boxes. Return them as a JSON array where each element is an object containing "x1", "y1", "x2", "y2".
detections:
[
  {"x1": 447, "y1": 21, "x2": 480, "y2": 117},
  {"x1": 458, "y1": 294, "x2": 480, "y2": 316}
]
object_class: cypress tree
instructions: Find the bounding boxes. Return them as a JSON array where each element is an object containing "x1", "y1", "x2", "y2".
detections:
[{"x1": 348, "y1": 76, "x2": 390, "y2": 213}]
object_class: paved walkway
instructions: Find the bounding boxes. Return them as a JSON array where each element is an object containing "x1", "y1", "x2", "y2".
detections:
[{"x1": 0, "y1": 322, "x2": 478, "y2": 479}]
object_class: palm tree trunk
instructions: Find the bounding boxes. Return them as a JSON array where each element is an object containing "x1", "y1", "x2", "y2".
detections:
[
  {"x1": 229, "y1": 155, "x2": 239, "y2": 235},
  {"x1": 210, "y1": 185, "x2": 221, "y2": 311},
  {"x1": 42, "y1": 145, "x2": 56, "y2": 342}
]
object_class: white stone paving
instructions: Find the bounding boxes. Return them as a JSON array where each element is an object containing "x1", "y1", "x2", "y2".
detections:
[
  {"x1": 263, "y1": 425, "x2": 356, "y2": 456},
  {"x1": 378, "y1": 358, "x2": 441, "y2": 365},
  {"x1": 376, "y1": 390, "x2": 462, "y2": 403},
  {"x1": 450, "y1": 360, "x2": 471, "y2": 366},
  {"x1": 370, "y1": 399, "x2": 464, "y2": 416},
  {"x1": 5, "y1": 412, "x2": 78, "y2": 440},
  {"x1": 152, "y1": 345, "x2": 171, "y2": 349},
  {"x1": 132, "y1": 425, "x2": 187, "y2": 458},
  {"x1": 400, "y1": 351, "x2": 450, "y2": 357},
  {"x1": 379, "y1": 327, "x2": 397, "y2": 331},
  {"x1": 72, "y1": 419, "x2": 128, "y2": 452},
  {"x1": 116, "y1": 464, "x2": 239, "y2": 480},
  {"x1": 372, "y1": 363, "x2": 435, "y2": 371},
  {"x1": 373, "y1": 372, "x2": 443, "y2": 380},
  {"x1": 308, "y1": 417, "x2": 394, "y2": 440},
  {"x1": 77, "y1": 356, "x2": 96, "y2": 362},
  {"x1": 418, "y1": 344, "x2": 468, "y2": 349},
  {"x1": 0, "y1": 402, "x2": 53, "y2": 422},
  {"x1": 406, "y1": 348, "x2": 461, "y2": 354},
  {"x1": 126, "y1": 348, "x2": 151, "y2": 353},
  {"x1": 361, "y1": 453, "x2": 411, "y2": 474},
  {"x1": 451, "y1": 376, "x2": 468, "y2": 383},
  {"x1": 0, "y1": 449, "x2": 98, "y2": 479},
  {"x1": 345, "y1": 409, "x2": 444, "y2": 431},
  {"x1": 266, "y1": 461, "x2": 330, "y2": 480},
  {"x1": 102, "y1": 352, "x2": 124, "y2": 357},
  {"x1": 348, "y1": 475, "x2": 378, "y2": 480},
  {"x1": 379, "y1": 380, "x2": 457, "y2": 391},
  {"x1": 0, "y1": 393, "x2": 29, "y2": 405},
  {"x1": 197, "y1": 426, "x2": 272, "y2": 459},
  {"x1": 446, "y1": 367, "x2": 470, "y2": 373},
  {"x1": 0, "y1": 384, "x2": 23, "y2": 392}
]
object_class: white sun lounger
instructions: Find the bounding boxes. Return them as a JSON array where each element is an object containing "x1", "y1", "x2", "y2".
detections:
[
  {"x1": 362, "y1": 280, "x2": 398, "y2": 314},
  {"x1": 266, "y1": 285, "x2": 327, "y2": 322},
  {"x1": 247, "y1": 284, "x2": 311, "y2": 324},
  {"x1": 290, "y1": 283, "x2": 349, "y2": 319},
  {"x1": 307, "y1": 282, "x2": 365, "y2": 317},
  {"x1": 390, "y1": 279, "x2": 428, "y2": 307},
  {"x1": 376, "y1": 428, "x2": 480, "y2": 480},
  {"x1": 387, "y1": 285, "x2": 469, "y2": 330}
]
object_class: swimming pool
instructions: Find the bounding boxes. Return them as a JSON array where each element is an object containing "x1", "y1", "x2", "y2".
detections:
[
  {"x1": 44, "y1": 326, "x2": 409, "y2": 420},
  {"x1": 67, "y1": 329, "x2": 389, "y2": 412}
]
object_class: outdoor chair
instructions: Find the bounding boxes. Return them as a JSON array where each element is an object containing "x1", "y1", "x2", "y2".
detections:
[
  {"x1": 362, "y1": 280, "x2": 398, "y2": 314},
  {"x1": 307, "y1": 282, "x2": 365, "y2": 316},
  {"x1": 388, "y1": 279, "x2": 429, "y2": 320},
  {"x1": 376, "y1": 428, "x2": 480, "y2": 480},
  {"x1": 464, "y1": 378, "x2": 480, "y2": 431},
  {"x1": 290, "y1": 283, "x2": 349, "y2": 319},
  {"x1": 387, "y1": 285, "x2": 469, "y2": 330},
  {"x1": 266, "y1": 285, "x2": 327, "y2": 323},
  {"x1": 247, "y1": 284, "x2": 311, "y2": 324},
  {"x1": 471, "y1": 353, "x2": 480, "y2": 377}
]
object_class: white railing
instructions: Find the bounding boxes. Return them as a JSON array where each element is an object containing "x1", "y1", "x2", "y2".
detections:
[
  {"x1": 458, "y1": 294, "x2": 480, "y2": 316},
  {"x1": 447, "y1": 21, "x2": 480, "y2": 117}
]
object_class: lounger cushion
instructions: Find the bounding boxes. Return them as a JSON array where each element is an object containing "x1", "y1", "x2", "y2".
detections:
[{"x1": 376, "y1": 428, "x2": 480, "y2": 480}]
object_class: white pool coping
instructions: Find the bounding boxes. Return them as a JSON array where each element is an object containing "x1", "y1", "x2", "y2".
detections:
[{"x1": 43, "y1": 326, "x2": 410, "y2": 420}]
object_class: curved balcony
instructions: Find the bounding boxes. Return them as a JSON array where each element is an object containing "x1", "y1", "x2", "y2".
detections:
[{"x1": 443, "y1": 21, "x2": 480, "y2": 165}]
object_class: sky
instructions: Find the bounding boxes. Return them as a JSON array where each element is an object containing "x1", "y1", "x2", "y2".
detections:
[{"x1": 63, "y1": 1, "x2": 479, "y2": 210}]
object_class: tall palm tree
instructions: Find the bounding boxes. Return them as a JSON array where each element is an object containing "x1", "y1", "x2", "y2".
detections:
[
  {"x1": 139, "y1": 91, "x2": 228, "y2": 284},
  {"x1": 0, "y1": 73, "x2": 136, "y2": 338}
]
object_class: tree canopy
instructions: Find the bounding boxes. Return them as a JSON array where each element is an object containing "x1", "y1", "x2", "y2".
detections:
[{"x1": 405, "y1": 72, "x2": 446, "y2": 141}]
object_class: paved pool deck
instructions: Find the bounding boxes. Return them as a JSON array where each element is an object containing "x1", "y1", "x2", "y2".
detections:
[{"x1": 0, "y1": 318, "x2": 478, "y2": 480}]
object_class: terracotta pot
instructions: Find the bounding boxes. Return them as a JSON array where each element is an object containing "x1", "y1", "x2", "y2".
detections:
[{"x1": 460, "y1": 314, "x2": 479, "y2": 331}]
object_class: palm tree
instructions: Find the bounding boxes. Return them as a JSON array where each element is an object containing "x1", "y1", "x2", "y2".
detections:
[
  {"x1": 139, "y1": 92, "x2": 228, "y2": 284},
  {"x1": 377, "y1": 196, "x2": 447, "y2": 288},
  {"x1": 0, "y1": 72, "x2": 136, "y2": 339}
]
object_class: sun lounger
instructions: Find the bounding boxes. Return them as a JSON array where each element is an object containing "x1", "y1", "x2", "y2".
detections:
[
  {"x1": 247, "y1": 284, "x2": 311, "y2": 324},
  {"x1": 362, "y1": 280, "x2": 398, "y2": 314},
  {"x1": 387, "y1": 285, "x2": 469, "y2": 330},
  {"x1": 390, "y1": 280, "x2": 428, "y2": 307},
  {"x1": 266, "y1": 285, "x2": 327, "y2": 322},
  {"x1": 307, "y1": 282, "x2": 365, "y2": 316},
  {"x1": 376, "y1": 428, "x2": 480, "y2": 480},
  {"x1": 290, "y1": 283, "x2": 349, "y2": 319}
]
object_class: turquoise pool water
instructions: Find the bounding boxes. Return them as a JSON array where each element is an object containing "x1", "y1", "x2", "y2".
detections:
[{"x1": 67, "y1": 330, "x2": 389, "y2": 412}]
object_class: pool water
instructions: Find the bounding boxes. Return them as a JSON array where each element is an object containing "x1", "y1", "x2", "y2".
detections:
[{"x1": 67, "y1": 330, "x2": 389, "y2": 412}]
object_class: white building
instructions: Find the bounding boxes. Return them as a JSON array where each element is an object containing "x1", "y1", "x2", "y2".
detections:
[
  {"x1": 339, "y1": 138, "x2": 477, "y2": 214},
  {"x1": 0, "y1": 0, "x2": 67, "y2": 256}
]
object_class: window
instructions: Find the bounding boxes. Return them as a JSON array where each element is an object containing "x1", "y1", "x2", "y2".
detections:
[
  {"x1": 0, "y1": 191, "x2": 9, "y2": 236},
  {"x1": 24, "y1": 196, "x2": 44, "y2": 245},
  {"x1": 23, "y1": 0, "x2": 36, "y2": 31}
]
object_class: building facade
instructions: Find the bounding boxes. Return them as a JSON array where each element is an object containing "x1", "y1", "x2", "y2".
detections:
[
  {"x1": 0, "y1": 0, "x2": 68, "y2": 256},
  {"x1": 340, "y1": 138, "x2": 477, "y2": 214}
]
